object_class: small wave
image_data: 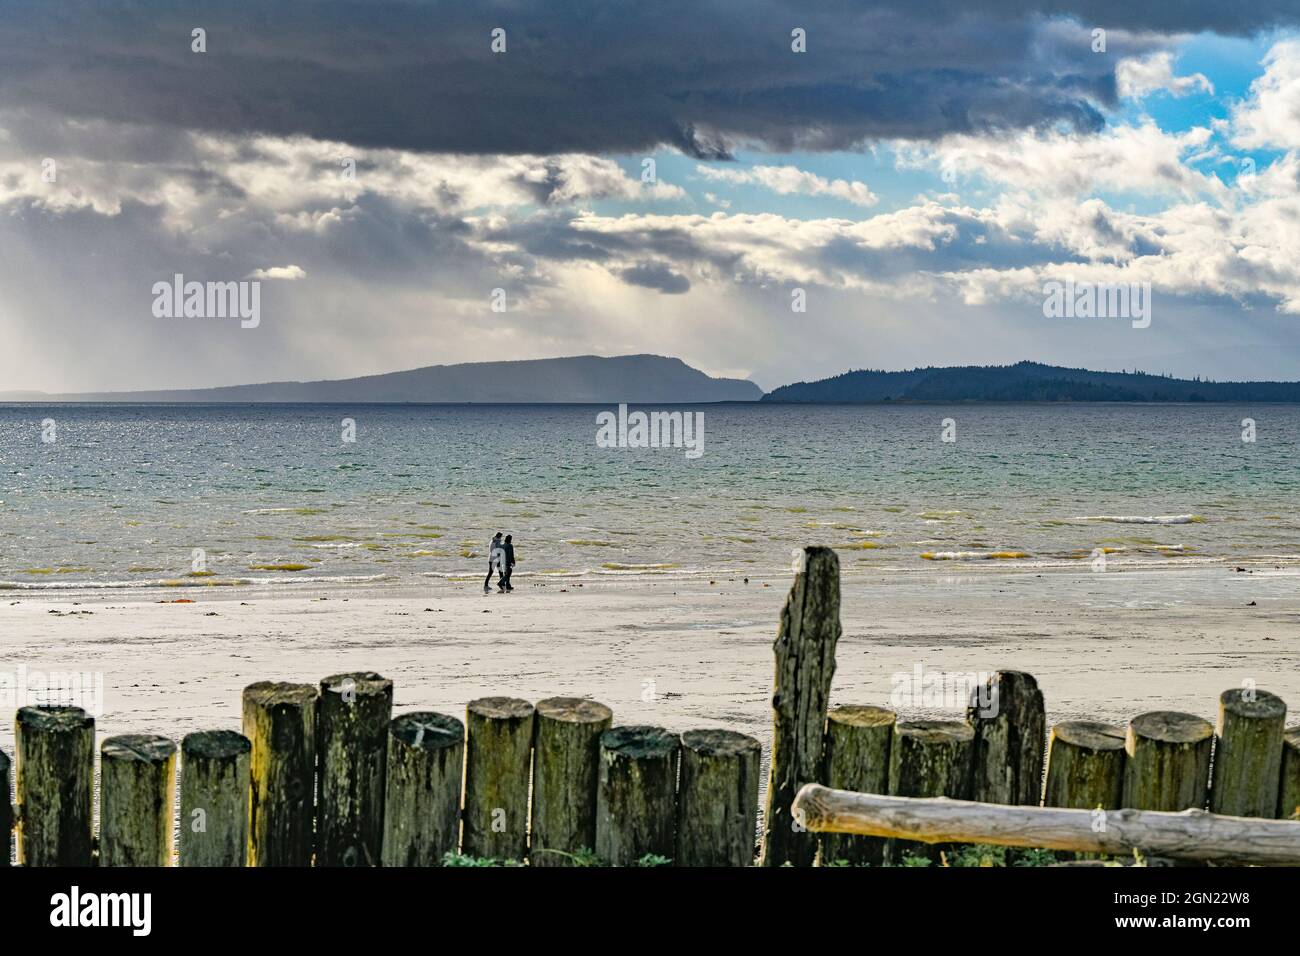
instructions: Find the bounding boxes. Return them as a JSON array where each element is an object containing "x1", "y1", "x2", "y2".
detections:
[
  {"x1": 1072, "y1": 514, "x2": 1203, "y2": 525},
  {"x1": 921, "y1": 550, "x2": 1028, "y2": 561},
  {"x1": 0, "y1": 573, "x2": 389, "y2": 591},
  {"x1": 599, "y1": 562, "x2": 681, "y2": 571}
]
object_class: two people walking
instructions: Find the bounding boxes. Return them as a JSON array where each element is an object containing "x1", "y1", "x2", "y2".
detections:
[{"x1": 484, "y1": 531, "x2": 516, "y2": 593}]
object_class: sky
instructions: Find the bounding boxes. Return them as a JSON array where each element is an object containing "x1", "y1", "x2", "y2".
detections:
[{"x1": 2, "y1": 1, "x2": 1300, "y2": 393}]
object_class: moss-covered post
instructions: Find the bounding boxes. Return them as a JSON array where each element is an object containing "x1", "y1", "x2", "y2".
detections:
[
  {"x1": 676, "y1": 728, "x2": 762, "y2": 867},
  {"x1": 1043, "y1": 721, "x2": 1126, "y2": 811},
  {"x1": 1210, "y1": 688, "x2": 1286, "y2": 818},
  {"x1": 760, "y1": 545, "x2": 841, "y2": 867},
  {"x1": 382, "y1": 712, "x2": 464, "y2": 867},
  {"x1": 462, "y1": 696, "x2": 534, "y2": 860},
  {"x1": 316, "y1": 671, "x2": 393, "y2": 867},
  {"x1": 15, "y1": 705, "x2": 94, "y2": 866},
  {"x1": 967, "y1": 670, "x2": 1045, "y2": 806},
  {"x1": 596, "y1": 725, "x2": 680, "y2": 865},
  {"x1": 1123, "y1": 711, "x2": 1213, "y2": 812},
  {"x1": 243, "y1": 681, "x2": 318, "y2": 866},
  {"x1": 179, "y1": 730, "x2": 251, "y2": 867},
  {"x1": 819, "y1": 705, "x2": 894, "y2": 866},
  {"x1": 530, "y1": 697, "x2": 612, "y2": 866},
  {"x1": 99, "y1": 734, "x2": 178, "y2": 867},
  {"x1": 1280, "y1": 727, "x2": 1300, "y2": 820},
  {"x1": 886, "y1": 720, "x2": 974, "y2": 863},
  {"x1": 0, "y1": 748, "x2": 11, "y2": 867}
]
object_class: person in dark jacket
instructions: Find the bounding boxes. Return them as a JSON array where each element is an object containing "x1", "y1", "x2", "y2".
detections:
[{"x1": 499, "y1": 534, "x2": 516, "y2": 592}]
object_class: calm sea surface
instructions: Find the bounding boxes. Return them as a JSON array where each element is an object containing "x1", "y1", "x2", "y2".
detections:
[{"x1": 1, "y1": 402, "x2": 1298, "y2": 594}]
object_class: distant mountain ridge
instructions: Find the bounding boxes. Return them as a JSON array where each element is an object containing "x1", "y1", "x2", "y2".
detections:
[
  {"x1": 762, "y1": 361, "x2": 1300, "y2": 403},
  {"x1": 6, "y1": 354, "x2": 763, "y2": 404}
]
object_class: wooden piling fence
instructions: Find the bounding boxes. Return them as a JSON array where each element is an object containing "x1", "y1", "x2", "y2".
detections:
[{"x1": 4, "y1": 546, "x2": 1300, "y2": 867}]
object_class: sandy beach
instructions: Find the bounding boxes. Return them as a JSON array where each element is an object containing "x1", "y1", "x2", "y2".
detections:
[{"x1": 4, "y1": 566, "x2": 1297, "y2": 766}]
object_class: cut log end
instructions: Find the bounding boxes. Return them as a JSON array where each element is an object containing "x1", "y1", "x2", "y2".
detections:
[
  {"x1": 320, "y1": 671, "x2": 394, "y2": 698},
  {"x1": 1129, "y1": 711, "x2": 1213, "y2": 746},
  {"x1": 1220, "y1": 688, "x2": 1286, "y2": 721},
  {"x1": 828, "y1": 704, "x2": 895, "y2": 729},
  {"x1": 102, "y1": 734, "x2": 177, "y2": 764},
  {"x1": 242, "y1": 681, "x2": 319, "y2": 708},
  {"x1": 16, "y1": 705, "x2": 93, "y2": 733},
  {"x1": 1053, "y1": 720, "x2": 1126, "y2": 752},
  {"x1": 896, "y1": 720, "x2": 974, "y2": 744},
  {"x1": 182, "y1": 729, "x2": 251, "y2": 761},
  {"x1": 467, "y1": 696, "x2": 535, "y2": 721},
  {"x1": 390, "y1": 711, "x2": 464, "y2": 750},
  {"x1": 681, "y1": 728, "x2": 762, "y2": 757},
  {"x1": 601, "y1": 725, "x2": 680, "y2": 759},
  {"x1": 535, "y1": 696, "x2": 613, "y2": 724}
]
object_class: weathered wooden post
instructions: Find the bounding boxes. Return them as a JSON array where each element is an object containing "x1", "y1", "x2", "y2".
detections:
[
  {"x1": 596, "y1": 725, "x2": 680, "y2": 865},
  {"x1": 1210, "y1": 688, "x2": 1286, "y2": 818},
  {"x1": 15, "y1": 705, "x2": 94, "y2": 866},
  {"x1": 1123, "y1": 711, "x2": 1213, "y2": 812},
  {"x1": 462, "y1": 696, "x2": 534, "y2": 860},
  {"x1": 819, "y1": 705, "x2": 894, "y2": 866},
  {"x1": 179, "y1": 730, "x2": 251, "y2": 867},
  {"x1": 1043, "y1": 720, "x2": 1126, "y2": 810},
  {"x1": 100, "y1": 734, "x2": 178, "y2": 867},
  {"x1": 760, "y1": 545, "x2": 841, "y2": 867},
  {"x1": 676, "y1": 728, "x2": 762, "y2": 867},
  {"x1": 967, "y1": 670, "x2": 1045, "y2": 806},
  {"x1": 886, "y1": 720, "x2": 974, "y2": 863},
  {"x1": 381, "y1": 712, "x2": 465, "y2": 867},
  {"x1": 243, "y1": 681, "x2": 318, "y2": 866},
  {"x1": 1280, "y1": 727, "x2": 1300, "y2": 820},
  {"x1": 315, "y1": 671, "x2": 393, "y2": 867},
  {"x1": 0, "y1": 748, "x2": 11, "y2": 867},
  {"x1": 530, "y1": 697, "x2": 613, "y2": 866}
]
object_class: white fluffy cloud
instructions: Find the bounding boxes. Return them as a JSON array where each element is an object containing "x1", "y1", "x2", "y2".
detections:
[
  {"x1": 1231, "y1": 40, "x2": 1300, "y2": 151},
  {"x1": 696, "y1": 164, "x2": 877, "y2": 206},
  {"x1": 1117, "y1": 52, "x2": 1214, "y2": 99}
]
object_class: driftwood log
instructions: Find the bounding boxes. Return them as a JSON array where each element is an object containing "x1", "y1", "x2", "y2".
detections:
[
  {"x1": 794, "y1": 784, "x2": 1300, "y2": 866},
  {"x1": 760, "y1": 545, "x2": 841, "y2": 867}
]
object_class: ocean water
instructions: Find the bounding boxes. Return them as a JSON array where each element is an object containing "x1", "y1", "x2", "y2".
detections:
[{"x1": 1, "y1": 402, "x2": 1298, "y2": 595}]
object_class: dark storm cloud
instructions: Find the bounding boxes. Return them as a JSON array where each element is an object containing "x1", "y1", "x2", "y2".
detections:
[
  {"x1": 3, "y1": 1, "x2": 1293, "y2": 158},
  {"x1": 618, "y1": 263, "x2": 692, "y2": 294}
]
